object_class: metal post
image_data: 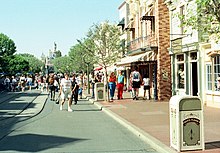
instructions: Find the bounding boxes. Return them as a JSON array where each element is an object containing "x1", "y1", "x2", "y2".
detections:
[{"x1": 87, "y1": 63, "x2": 90, "y2": 94}]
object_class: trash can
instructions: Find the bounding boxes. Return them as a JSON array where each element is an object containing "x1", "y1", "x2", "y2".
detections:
[
  {"x1": 94, "y1": 82, "x2": 104, "y2": 101},
  {"x1": 169, "y1": 95, "x2": 204, "y2": 152}
]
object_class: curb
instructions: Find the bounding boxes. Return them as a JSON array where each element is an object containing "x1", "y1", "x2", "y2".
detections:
[{"x1": 85, "y1": 95, "x2": 177, "y2": 153}]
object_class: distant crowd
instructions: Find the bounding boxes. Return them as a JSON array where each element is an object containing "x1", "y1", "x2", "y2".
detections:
[{"x1": 0, "y1": 65, "x2": 151, "y2": 112}]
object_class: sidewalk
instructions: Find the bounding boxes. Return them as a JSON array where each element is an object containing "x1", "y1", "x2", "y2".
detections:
[{"x1": 83, "y1": 89, "x2": 220, "y2": 153}]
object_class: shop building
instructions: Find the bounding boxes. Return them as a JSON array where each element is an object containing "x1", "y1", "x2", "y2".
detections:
[
  {"x1": 200, "y1": 42, "x2": 220, "y2": 108},
  {"x1": 165, "y1": 0, "x2": 201, "y2": 97},
  {"x1": 117, "y1": 0, "x2": 171, "y2": 101}
]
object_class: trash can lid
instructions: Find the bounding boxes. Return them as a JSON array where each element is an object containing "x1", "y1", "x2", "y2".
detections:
[{"x1": 170, "y1": 95, "x2": 202, "y2": 111}]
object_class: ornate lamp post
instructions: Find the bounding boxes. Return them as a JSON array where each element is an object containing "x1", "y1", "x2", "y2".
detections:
[{"x1": 82, "y1": 54, "x2": 92, "y2": 94}]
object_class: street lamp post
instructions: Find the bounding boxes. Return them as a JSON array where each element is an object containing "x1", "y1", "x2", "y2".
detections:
[
  {"x1": 78, "y1": 39, "x2": 93, "y2": 95},
  {"x1": 82, "y1": 54, "x2": 91, "y2": 94}
]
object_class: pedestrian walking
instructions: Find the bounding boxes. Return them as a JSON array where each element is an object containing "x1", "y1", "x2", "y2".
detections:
[
  {"x1": 19, "y1": 74, "x2": 26, "y2": 92},
  {"x1": 40, "y1": 75, "x2": 45, "y2": 91},
  {"x1": 117, "y1": 70, "x2": 124, "y2": 100},
  {"x1": 60, "y1": 73, "x2": 73, "y2": 112},
  {"x1": 108, "y1": 71, "x2": 116, "y2": 101},
  {"x1": 4, "y1": 76, "x2": 11, "y2": 91},
  {"x1": 48, "y1": 74, "x2": 56, "y2": 101},
  {"x1": 45, "y1": 74, "x2": 49, "y2": 93},
  {"x1": 11, "y1": 76, "x2": 17, "y2": 92},
  {"x1": 131, "y1": 65, "x2": 142, "y2": 100},
  {"x1": 26, "y1": 75, "x2": 33, "y2": 90},
  {"x1": 128, "y1": 77, "x2": 133, "y2": 98},
  {"x1": 71, "y1": 74, "x2": 79, "y2": 105},
  {"x1": 143, "y1": 74, "x2": 150, "y2": 100},
  {"x1": 77, "y1": 74, "x2": 83, "y2": 99}
]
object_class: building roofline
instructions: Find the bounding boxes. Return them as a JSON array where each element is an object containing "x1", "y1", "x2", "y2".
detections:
[{"x1": 118, "y1": 1, "x2": 126, "y2": 10}]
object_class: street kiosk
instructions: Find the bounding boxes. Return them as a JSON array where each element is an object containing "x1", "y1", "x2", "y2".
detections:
[{"x1": 169, "y1": 95, "x2": 204, "y2": 152}]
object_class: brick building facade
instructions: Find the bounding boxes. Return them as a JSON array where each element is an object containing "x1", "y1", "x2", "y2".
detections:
[{"x1": 117, "y1": 0, "x2": 171, "y2": 101}]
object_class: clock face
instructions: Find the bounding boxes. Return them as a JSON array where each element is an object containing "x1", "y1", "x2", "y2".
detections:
[{"x1": 183, "y1": 118, "x2": 200, "y2": 146}]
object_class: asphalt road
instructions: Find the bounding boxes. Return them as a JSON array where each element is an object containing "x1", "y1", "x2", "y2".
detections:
[{"x1": 0, "y1": 94, "x2": 159, "y2": 153}]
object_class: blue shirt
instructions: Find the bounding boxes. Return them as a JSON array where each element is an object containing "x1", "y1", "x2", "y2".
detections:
[{"x1": 117, "y1": 75, "x2": 124, "y2": 83}]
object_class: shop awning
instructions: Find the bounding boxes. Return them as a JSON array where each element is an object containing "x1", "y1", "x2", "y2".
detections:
[
  {"x1": 207, "y1": 49, "x2": 220, "y2": 57},
  {"x1": 94, "y1": 66, "x2": 102, "y2": 71},
  {"x1": 116, "y1": 51, "x2": 157, "y2": 66}
]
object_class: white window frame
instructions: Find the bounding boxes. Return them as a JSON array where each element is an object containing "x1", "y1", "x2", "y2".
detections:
[
  {"x1": 213, "y1": 55, "x2": 220, "y2": 92},
  {"x1": 205, "y1": 63, "x2": 212, "y2": 92},
  {"x1": 176, "y1": 54, "x2": 185, "y2": 89}
]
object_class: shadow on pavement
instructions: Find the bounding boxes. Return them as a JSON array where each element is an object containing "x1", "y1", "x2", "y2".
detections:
[
  {"x1": 0, "y1": 133, "x2": 87, "y2": 152},
  {"x1": 205, "y1": 141, "x2": 220, "y2": 150}
]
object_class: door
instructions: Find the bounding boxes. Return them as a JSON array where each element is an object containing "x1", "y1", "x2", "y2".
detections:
[{"x1": 191, "y1": 62, "x2": 198, "y2": 96}]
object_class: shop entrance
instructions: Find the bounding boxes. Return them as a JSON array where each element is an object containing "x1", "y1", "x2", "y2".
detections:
[
  {"x1": 191, "y1": 62, "x2": 198, "y2": 96},
  {"x1": 139, "y1": 62, "x2": 157, "y2": 100}
]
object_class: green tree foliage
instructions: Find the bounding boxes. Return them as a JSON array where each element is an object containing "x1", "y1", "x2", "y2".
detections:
[
  {"x1": 54, "y1": 50, "x2": 62, "y2": 58},
  {"x1": 52, "y1": 56, "x2": 73, "y2": 73},
  {"x1": 0, "y1": 33, "x2": 16, "y2": 57},
  {"x1": 0, "y1": 33, "x2": 17, "y2": 72},
  {"x1": 87, "y1": 21, "x2": 122, "y2": 101},
  {"x1": 87, "y1": 21, "x2": 122, "y2": 68},
  {"x1": 69, "y1": 38, "x2": 96, "y2": 73},
  {"x1": 179, "y1": 0, "x2": 220, "y2": 41},
  {"x1": 19, "y1": 53, "x2": 44, "y2": 73},
  {"x1": 69, "y1": 43, "x2": 86, "y2": 72},
  {"x1": 5, "y1": 54, "x2": 29, "y2": 74}
]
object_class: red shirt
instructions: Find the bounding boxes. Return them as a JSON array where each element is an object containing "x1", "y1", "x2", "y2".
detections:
[{"x1": 109, "y1": 76, "x2": 116, "y2": 82}]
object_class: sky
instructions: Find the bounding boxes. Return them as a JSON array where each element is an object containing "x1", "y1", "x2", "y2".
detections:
[{"x1": 0, "y1": 0, "x2": 123, "y2": 58}]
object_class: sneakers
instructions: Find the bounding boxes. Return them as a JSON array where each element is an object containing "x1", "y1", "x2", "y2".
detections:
[
  {"x1": 60, "y1": 105, "x2": 73, "y2": 112},
  {"x1": 68, "y1": 107, "x2": 73, "y2": 112}
]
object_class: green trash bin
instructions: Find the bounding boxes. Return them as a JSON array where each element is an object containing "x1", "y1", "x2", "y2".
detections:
[{"x1": 169, "y1": 95, "x2": 204, "y2": 152}]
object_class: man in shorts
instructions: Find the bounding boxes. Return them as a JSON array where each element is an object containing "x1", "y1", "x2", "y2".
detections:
[
  {"x1": 131, "y1": 65, "x2": 142, "y2": 100},
  {"x1": 60, "y1": 73, "x2": 73, "y2": 112}
]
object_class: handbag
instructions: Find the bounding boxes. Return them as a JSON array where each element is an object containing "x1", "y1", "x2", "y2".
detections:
[{"x1": 123, "y1": 85, "x2": 127, "y2": 91}]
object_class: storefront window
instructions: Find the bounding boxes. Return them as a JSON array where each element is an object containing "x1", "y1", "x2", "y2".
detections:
[
  {"x1": 206, "y1": 64, "x2": 212, "y2": 91},
  {"x1": 214, "y1": 55, "x2": 220, "y2": 91},
  {"x1": 190, "y1": 52, "x2": 197, "y2": 60},
  {"x1": 176, "y1": 54, "x2": 184, "y2": 89}
]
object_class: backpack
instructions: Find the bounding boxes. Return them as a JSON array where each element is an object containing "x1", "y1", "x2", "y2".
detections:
[
  {"x1": 49, "y1": 77, "x2": 54, "y2": 85},
  {"x1": 132, "y1": 72, "x2": 140, "y2": 82}
]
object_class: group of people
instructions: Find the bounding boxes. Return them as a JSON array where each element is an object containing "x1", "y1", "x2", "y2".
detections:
[
  {"x1": 129, "y1": 66, "x2": 150, "y2": 100},
  {"x1": 107, "y1": 65, "x2": 151, "y2": 101},
  {"x1": 0, "y1": 74, "x2": 34, "y2": 92},
  {"x1": 47, "y1": 72, "x2": 85, "y2": 112}
]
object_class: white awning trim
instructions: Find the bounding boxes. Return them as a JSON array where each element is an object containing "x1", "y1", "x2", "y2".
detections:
[{"x1": 116, "y1": 51, "x2": 156, "y2": 66}]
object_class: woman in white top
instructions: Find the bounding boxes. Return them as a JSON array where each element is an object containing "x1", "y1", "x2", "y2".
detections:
[
  {"x1": 143, "y1": 74, "x2": 150, "y2": 100},
  {"x1": 60, "y1": 73, "x2": 72, "y2": 112}
]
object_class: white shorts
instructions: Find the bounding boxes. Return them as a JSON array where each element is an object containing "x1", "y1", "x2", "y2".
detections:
[{"x1": 61, "y1": 89, "x2": 72, "y2": 100}]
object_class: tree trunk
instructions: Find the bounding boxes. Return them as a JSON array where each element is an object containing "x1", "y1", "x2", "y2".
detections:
[{"x1": 104, "y1": 68, "x2": 110, "y2": 102}]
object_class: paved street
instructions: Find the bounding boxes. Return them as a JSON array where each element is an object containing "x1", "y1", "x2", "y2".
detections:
[{"x1": 0, "y1": 90, "x2": 159, "y2": 153}]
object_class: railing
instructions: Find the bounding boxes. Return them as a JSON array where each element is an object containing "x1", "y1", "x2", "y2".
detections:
[{"x1": 127, "y1": 34, "x2": 158, "y2": 51}]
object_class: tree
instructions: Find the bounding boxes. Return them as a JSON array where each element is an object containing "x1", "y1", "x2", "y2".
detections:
[
  {"x1": 54, "y1": 50, "x2": 62, "y2": 58},
  {"x1": 0, "y1": 33, "x2": 17, "y2": 72},
  {"x1": 69, "y1": 43, "x2": 86, "y2": 72},
  {"x1": 87, "y1": 21, "x2": 122, "y2": 101},
  {"x1": 52, "y1": 56, "x2": 74, "y2": 73},
  {"x1": 19, "y1": 53, "x2": 44, "y2": 73},
  {"x1": 5, "y1": 55, "x2": 29, "y2": 75},
  {"x1": 179, "y1": 0, "x2": 220, "y2": 41},
  {"x1": 0, "y1": 33, "x2": 16, "y2": 57}
]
